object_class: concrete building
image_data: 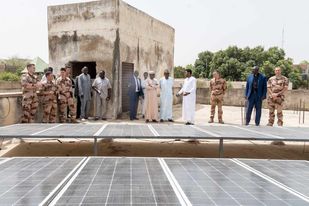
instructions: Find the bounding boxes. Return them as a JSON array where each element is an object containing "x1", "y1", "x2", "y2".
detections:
[{"x1": 48, "y1": 0, "x2": 175, "y2": 118}]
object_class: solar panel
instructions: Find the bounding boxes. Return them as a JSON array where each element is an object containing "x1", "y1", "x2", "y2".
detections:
[
  {"x1": 245, "y1": 126, "x2": 309, "y2": 141},
  {"x1": 197, "y1": 125, "x2": 268, "y2": 139},
  {"x1": 53, "y1": 157, "x2": 181, "y2": 205},
  {"x1": 99, "y1": 124, "x2": 154, "y2": 137},
  {"x1": 152, "y1": 124, "x2": 214, "y2": 138},
  {"x1": 0, "y1": 124, "x2": 59, "y2": 136},
  {"x1": 37, "y1": 124, "x2": 103, "y2": 137},
  {"x1": 239, "y1": 159, "x2": 309, "y2": 197},
  {"x1": 164, "y1": 158, "x2": 309, "y2": 205},
  {"x1": 0, "y1": 157, "x2": 83, "y2": 206}
]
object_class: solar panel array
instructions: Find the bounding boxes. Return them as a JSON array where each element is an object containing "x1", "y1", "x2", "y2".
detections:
[
  {"x1": 0, "y1": 157, "x2": 308, "y2": 206},
  {"x1": 1, "y1": 123, "x2": 309, "y2": 142}
]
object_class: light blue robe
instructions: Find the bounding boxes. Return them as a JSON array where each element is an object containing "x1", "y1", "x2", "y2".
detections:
[{"x1": 159, "y1": 77, "x2": 174, "y2": 120}]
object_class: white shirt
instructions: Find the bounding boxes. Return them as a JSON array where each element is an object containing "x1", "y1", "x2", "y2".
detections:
[{"x1": 92, "y1": 77, "x2": 112, "y2": 98}]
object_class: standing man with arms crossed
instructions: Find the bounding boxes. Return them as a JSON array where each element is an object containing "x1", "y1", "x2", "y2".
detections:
[
  {"x1": 159, "y1": 69, "x2": 174, "y2": 122},
  {"x1": 176, "y1": 69, "x2": 197, "y2": 125},
  {"x1": 209, "y1": 70, "x2": 226, "y2": 124},
  {"x1": 92, "y1": 71, "x2": 112, "y2": 120},
  {"x1": 41, "y1": 71, "x2": 58, "y2": 123},
  {"x1": 245, "y1": 66, "x2": 267, "y2": 126},
  {"x1": 267, "y1": 67, "x2": 289, "y2": 126},
  {"x1": 20, "y1": 63, "x2": 41, "y2": 123},
  {"x1": 78, "y1": 66, "x2": 92, "y2": 121},
  {"x1": 56, "y1": 68, "x2": 77, "y2": 123}
]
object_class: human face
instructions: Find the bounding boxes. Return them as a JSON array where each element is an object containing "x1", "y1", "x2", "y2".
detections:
[
  {"x1": 252, "y1": 67, "x2": 259, "y2": 75},
  {"x1": 185, "y1": 71, "x2": 191, "y2": 78},
  {"x1": 213, "y1": 72, "x2": 219, "y2": 79},
  {"x1": 143, "y1": 72, "x2": 148, "y2": 79},
  {"x1": 99, "y1": 71, "x2": 105, "y2": 79},
  {"x1": 150, "y1": 74, "x2": 155, "y2": 79},
  {"x1": 66, "y1": 68, "x2": 71, "y2": 77},
  {"x1": 134, "y1": 71, "x2": 139, "y2": 77},
  {"x1": 60, "y1": 70, "x2": 66, "y2": 78},
  {"x1": 28, "y1": 65, "x2": 35, "y2": 74},
  {"x1": 46, "y1": 74, "x2": 53, "y2": 81},
  {"x1": 83, "y1": 67, "x2": 88, "y2": 74},
  {"x1": 164, "y1": 72, "x2": 169, "y2": 79},
  {"x1": 275, "y1": 67, "x2": 281, "y2": 76}
]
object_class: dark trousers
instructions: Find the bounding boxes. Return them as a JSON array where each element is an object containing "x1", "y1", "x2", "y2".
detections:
[
  {"x1": 129, "y1": 92, "x2": 139, "y2": 120},
  {"x1": 246, "y1": 92, "x2": 262, "y2": 125}
]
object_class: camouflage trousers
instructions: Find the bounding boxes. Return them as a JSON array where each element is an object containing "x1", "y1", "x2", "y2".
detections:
[
  {"x1": 210, "y1": 95, "x2": 223, "y2": 120},
  {"x1": 42, "y1": 99, "x2": 57, "y2": 123},
  {"x1": 21, "y1": 94, "x2": 38, "y2": 123},
  {"x1": 268, "y1": 98, "x2": 284, "y2": 126},
  {"x1": 58, "y1": 96, "x2": 76, "y2": 123}
]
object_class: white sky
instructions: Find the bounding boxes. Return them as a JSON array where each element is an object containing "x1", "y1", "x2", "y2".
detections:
[{"x1": 0, "y1": 0, "x2": 308, "y2": 66}]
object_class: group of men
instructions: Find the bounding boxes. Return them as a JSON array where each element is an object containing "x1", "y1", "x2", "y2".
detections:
[
  {"x1": 21, "y1": 63, "x2": 112, "y2": 123},
  {"x1": 21, "y1": 62, "x2": 288, "y2": 126},
  {"x1": 205, "y1": 66, "x2": 288, "y2": 126},
  {"x1": 128, "y1": 69, "x2": 175, "y2": 123}
]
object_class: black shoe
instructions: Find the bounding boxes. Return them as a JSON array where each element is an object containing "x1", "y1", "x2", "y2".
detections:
[
  {"x1": 145, "y1": 119, "x2": 149, "y2": 123},
  {"x1": 152, "y1": 119, "x2": 157, "y2": 123},
  {"x1": 94, "y1": 117, "x2": 99, "y2": 121},
  {"x1": 160, "y1": 119, "x2": 164, "y2": 122},
  {"x1": 185, "y1": 122, "x2": 194, "y2": 125},
  {"x1": 134, "y1": 118, "x2": 139, "y2": 120},
  {"x1": 168, "y1": 119, "x2": 174, "y2": 122},
  {"x1": 102, "y1": 118, "x2": 107, "y2": 121}
]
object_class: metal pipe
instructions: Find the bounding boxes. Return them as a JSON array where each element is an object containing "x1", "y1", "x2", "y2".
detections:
[
  {"x1": 298, "y1": 99, "x2": 302, "y2": 124},
  {"x1": 303, "y1": 101, "x2": 306, "y2": 124},
  {"x1": 219, "y1": 138, "x2": 224, "y2": 158},
  {"x1": 241, "y1": 101, "x2": 244, "y2": 125}
]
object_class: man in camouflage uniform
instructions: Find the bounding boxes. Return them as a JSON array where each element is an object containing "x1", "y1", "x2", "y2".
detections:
[
  {"x1": 21, "y1": 63, "x2": 41, "y2": 123},
  {"x1": 56, "y1": 68, "x2": 77, "y2": 123},
  {"x1": 209, "y1": 71, "x2": 226, "y2": 124},
  {"x1": 41, "y1": 71, "x2": 57, "y2": 123},
  {"x1": 267, "y1": 67, "x2": 289, "y2": 126}
]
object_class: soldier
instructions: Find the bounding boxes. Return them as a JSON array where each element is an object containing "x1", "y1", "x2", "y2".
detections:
[
  {"x1": 208, "y1": 71, "x2": 226, "y2": 124},
  {"x1": 267, "y1": 67, "x2": 289, "y2": 126},
  {"x1": 56, "y1": 68, "x2": 77, "y2": 123},
  {"x1": 41, "y1": 71, "x2": 57, "y2": 123},
  {"x1": 20, "y1": 63, "x2": 41, "y2": 123}
]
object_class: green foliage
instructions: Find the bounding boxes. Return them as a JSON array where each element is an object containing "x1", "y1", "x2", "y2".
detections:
[
  {"x1": 174, "y1": 66, "x2": 186, "y2": 78},
  {"x1": 0, "y1": 72, "x2": 20, "y2": 81},
  {"x1": 1, "y1": 57, "x2": 29, "y2": 75},
  {"x1": 190, "y1": 46, "x2": 302, "y2": 89}
]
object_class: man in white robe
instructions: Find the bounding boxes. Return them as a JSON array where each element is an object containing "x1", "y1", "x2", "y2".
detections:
[
  {"x1": 177, "y1": 69, "x2": 196, "y2": 125},
  {"x1": 159, "y1": 69, "x2": 174, "y2": 122}
]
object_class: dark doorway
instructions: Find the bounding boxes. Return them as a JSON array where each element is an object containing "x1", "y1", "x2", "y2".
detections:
[
  {"x1": 70, "y1": 61, "x2": 97, "y2": 79},
  {"x1": 122, "y1": 62, "x2": 134, "y2": 112}
]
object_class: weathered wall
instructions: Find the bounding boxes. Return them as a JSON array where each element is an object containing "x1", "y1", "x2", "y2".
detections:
[
  {"x1": 48, "y1": 0, "x2": 118, "y2": 76},
  {"x1": 48, "y1": 0, "x2": 119, "y2": 118},
  {"x1": 118, "y1": 1, "x2": 175, "y2": 76}
]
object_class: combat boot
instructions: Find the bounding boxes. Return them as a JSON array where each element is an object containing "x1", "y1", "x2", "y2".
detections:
[
  {"x1": 219, "y1": 119, "x2": 224, "y2": 124},
  {"x1": 208, "y1": 118, "x2": 214, "y2": 123}
]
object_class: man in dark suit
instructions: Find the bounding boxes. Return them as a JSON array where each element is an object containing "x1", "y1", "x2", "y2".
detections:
[
  {"x1": 245, "y1": 66, "x2": 267, "y2": 126},
  {"x1": 128, "y1": 70, "x2": 144, "y2": 120}
]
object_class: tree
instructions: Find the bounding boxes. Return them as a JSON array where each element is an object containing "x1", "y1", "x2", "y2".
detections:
[
  {"x1": 174, "y1": 66, "x2": 186, "y2": 78},
  {"x1": 194, "y1": 51, "x2": 213, "y2": 79}
]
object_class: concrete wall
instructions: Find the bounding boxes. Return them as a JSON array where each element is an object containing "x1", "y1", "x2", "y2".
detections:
[
  {"x1": 119, "y1": 1, "x2": 175, "y2": 75},
  {"x1": 48, "y1": 0, "x2": 175, "y2": 118}
]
